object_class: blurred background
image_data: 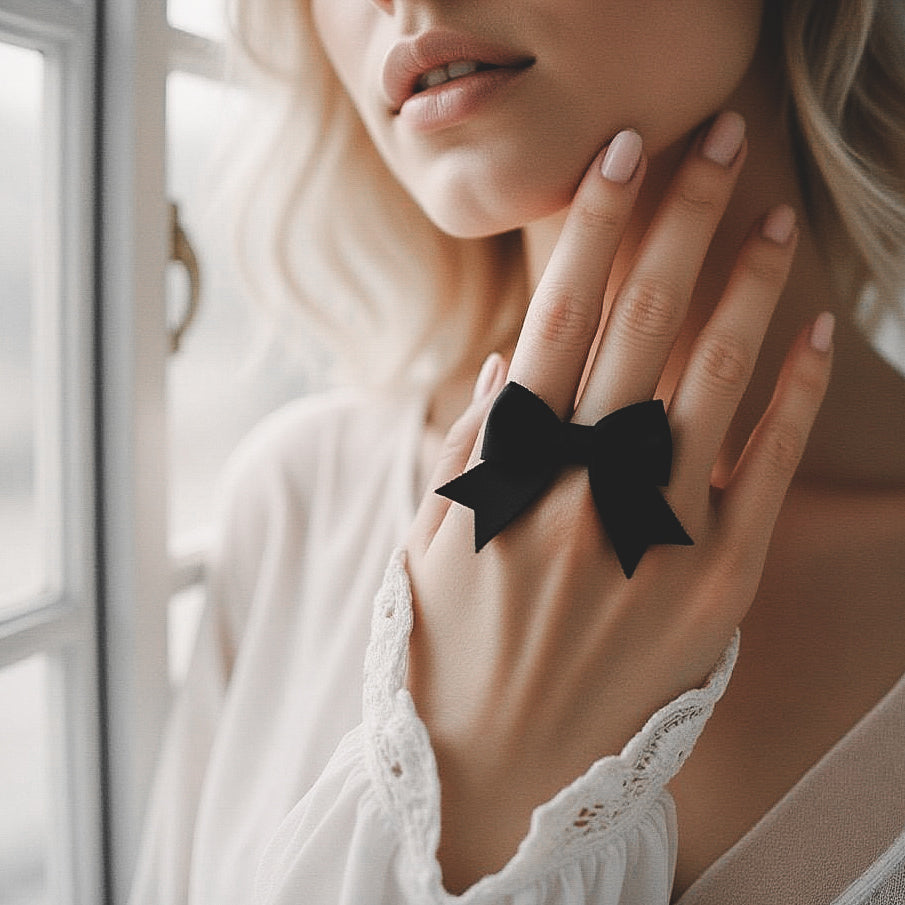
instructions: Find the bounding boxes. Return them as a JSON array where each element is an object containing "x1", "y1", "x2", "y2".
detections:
[{"x1": 0, "y1": 2, "x2": 313, "y2": 902}]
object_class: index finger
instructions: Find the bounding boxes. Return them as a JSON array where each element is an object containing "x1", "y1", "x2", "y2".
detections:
[{"x1": 507, "y1": 130, "x2": 646, "y2": 419}]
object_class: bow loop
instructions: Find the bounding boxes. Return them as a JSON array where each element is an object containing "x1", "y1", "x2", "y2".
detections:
[
  {"x1": 592, "y1": 400, "x2": 674, "y2": 486},
  {"x1": 481, "y1": 380, "x2": 563, "y2": 467},
  {"x1": 437, "y1": 382, "x2": 693, "y2": 577}
]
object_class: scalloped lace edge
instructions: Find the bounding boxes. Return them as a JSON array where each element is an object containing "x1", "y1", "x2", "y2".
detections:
[{"x1": 362, "y1": 547, "x2": 740, "y2": 899}]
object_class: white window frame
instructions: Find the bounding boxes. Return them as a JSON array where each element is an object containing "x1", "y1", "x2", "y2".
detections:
[
  {"x1": 97, "y1": 0, "x2": 171, "y2": 899},
  {"x1": 2, "y1": 2, "x2": 234, "y2": 899},
  {"x1": 100, "y1": 5, "x2": 229, "y2": 900},
  {"x1": 0, "y1": 1, "x2": 102, "y2": 903}
]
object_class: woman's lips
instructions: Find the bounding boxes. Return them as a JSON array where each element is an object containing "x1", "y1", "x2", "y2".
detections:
[
  {"x1": 382, "y1": 30, "x2": 535, "y2": 128},
  {"x1": 396, "y1": 63, "x2": 533, "y2": 132}
]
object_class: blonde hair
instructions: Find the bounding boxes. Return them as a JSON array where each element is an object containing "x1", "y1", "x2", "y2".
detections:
[
  {"x1": 781, "y1": 0, "x2": 905, "y2": 331},
  {"x1": 228, "y1": 0, "x2": 905, "y2": 390},
  {"x1": 227, "y1": 0, "x2": 525, "y2": 392}
]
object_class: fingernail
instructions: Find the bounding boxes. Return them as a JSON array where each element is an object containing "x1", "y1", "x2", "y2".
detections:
[
  {"x1": 600, "y1": 129, "x2": 643, "y2": 184},
  {"x1": 761, "y1": 204, "x2": 796, "y2": 245},
  {"x1": 473, "y1": 352, "x2": 503, "y2": 400},
  {"x1": 701, "y1": 111, "x2": 745, "y2": 167},
  {"x1": 810, "y1": 311, "x2": 835, "y2": 352}
]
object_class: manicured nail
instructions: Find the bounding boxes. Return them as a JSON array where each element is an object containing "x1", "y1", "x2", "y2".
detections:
[
  {"x1": 810, "y1": 311, "x2": 835, "y2": 352},
  {"x1": 701, "y1": 111, "x2": 746, "y2": 167},
  {"x1": 601, "y1": 130, "x2": 643, "y2": 184},
  {"x1": 761, "y1": 204, "x2": 796, "y2": 245},
  {"x1": 473, "y1": 352, "x2": 503, "y2": 400}
]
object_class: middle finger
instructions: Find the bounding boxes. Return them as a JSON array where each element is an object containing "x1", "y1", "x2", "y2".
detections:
[{"x1": 575, "y1": 110, "x2": 747, "y2": 422}]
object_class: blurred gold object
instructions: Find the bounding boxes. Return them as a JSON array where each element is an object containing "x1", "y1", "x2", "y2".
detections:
[{"x1": 168, "y1": 201, "x2": 200, "y2": 353}]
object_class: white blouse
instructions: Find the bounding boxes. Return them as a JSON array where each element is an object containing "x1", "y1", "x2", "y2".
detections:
[{"x1": 128, "y1": 389, "x2": 905, "y2": 905}]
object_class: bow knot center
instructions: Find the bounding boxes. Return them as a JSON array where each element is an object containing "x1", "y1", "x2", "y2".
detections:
[{"x1": 559, "y1": 421, "x2": 596, "y2": 466}]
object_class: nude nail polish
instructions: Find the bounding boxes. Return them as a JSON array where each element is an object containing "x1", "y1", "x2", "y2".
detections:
[
  {"x1": 601, "y1": 130, "x2": 643, "y2": 184},
  {"x1": 810, "y1": 311, "x2": 835, "y2": 352},
  {"x1": 762, "y1": 204, "x2": 796, "y2": 245},
  {"x1": 702, "y1": 111, "x2": 746, "y2": 167},
  {"x1": 473, "y1": 353, "x2": 502, "y2": 400}
]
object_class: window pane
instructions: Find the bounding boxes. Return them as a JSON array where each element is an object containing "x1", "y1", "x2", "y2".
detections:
[
  {"x1": 0, "y1": 44, "x2": 46, "y2": 614},
  {"x1": 166, "y1": 71, "x2": 309, "y2": 547},
  {"x1": 0, "y1": 655, "x2": 50, "y2": 905},
  {"x1": 168, "y1": 0, "x2": 227, "y2": 41}
]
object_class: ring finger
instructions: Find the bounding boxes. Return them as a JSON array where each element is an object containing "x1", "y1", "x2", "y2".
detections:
[{"x1": 668, "y1": 203, "x2": 800, "y2": 505}]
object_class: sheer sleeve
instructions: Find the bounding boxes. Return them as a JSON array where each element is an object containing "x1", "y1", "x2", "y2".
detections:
[{"x1": 254, "y1": 548, "x2": 739, "y2": 905}]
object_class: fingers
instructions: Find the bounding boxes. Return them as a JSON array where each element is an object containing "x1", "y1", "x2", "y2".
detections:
[
  {"x1": 575, "y1": 111, "x2": 747, "y2": 422},
  {"x1": 508, "y1": 129, "x2": 646, "y2": 419},
  {"x1": 408, "y1": 354, "x2": 507, "y2": 557},
  {"x1": 668, "y1": 204, "x2": 799, "y2": 498},
  {"x1": 718, "y1": 314, "x2": 834, "y2": 569}
]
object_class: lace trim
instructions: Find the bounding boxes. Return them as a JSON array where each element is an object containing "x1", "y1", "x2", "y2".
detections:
[{"x1": 362, "y1": 547, "x2": 739, "y2": 898}]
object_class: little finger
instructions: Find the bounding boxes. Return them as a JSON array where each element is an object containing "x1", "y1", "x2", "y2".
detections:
[{"x1": 718, "y1": 314, "x2": 834, "y2": 571}]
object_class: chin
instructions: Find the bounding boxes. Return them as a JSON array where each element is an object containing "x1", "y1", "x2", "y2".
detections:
[{"x1": 412, "y1": 158, "x2": 585, "y2": 240}]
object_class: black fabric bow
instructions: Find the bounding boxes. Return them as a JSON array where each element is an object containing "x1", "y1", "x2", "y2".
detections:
[{"x1": 436, "y1": 381, "x2": 693, "y2": 578}]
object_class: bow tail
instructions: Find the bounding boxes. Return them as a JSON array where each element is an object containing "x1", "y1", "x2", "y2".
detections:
[
  {"x1": 589, "y1": 471, "x2": 693, "y2": 578},
  {"x1": 436, "y1": 461, "x2": 554, "y2": 552}
]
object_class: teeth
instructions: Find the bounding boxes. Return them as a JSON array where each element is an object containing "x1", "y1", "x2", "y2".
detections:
[
  {"x1": 447, "y1": 60, "x2": 478, "y2": 80},
  {"x1": 417, "y1": 60, "x2": 480, "y2": 92},
  {"x1": 422, "y1": 66, "x2": 450, "y2": 89}
]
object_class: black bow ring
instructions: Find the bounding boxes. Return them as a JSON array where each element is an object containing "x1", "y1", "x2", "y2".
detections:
[{"x1": 436, "y1": 382, "x2": 693, "y2": 578}]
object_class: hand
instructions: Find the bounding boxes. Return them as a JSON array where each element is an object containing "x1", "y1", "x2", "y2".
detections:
[{"x1": 404, "y1": 113, "x2": 832, "y2": 892}]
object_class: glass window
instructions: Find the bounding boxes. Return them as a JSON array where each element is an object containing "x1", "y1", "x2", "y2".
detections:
[
  {"x1": 0, "y1": 43, "x2": 47, "y2": 615},
  {"x1": 0, "y1": 654, "x2": 50, "y2": 905}
]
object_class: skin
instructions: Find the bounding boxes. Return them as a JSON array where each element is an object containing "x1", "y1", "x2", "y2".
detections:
[
  {"x1": 311, "y1": 0, "x2": 905, "y2": 897},
  {"x1": 312, "y1": 0, "x2": 763, "y2": 236}
]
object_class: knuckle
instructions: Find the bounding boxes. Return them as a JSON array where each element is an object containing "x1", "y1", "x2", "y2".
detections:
[
  {"x1": 615, "y1": 278, "x2": 684, "y2": 343},
  {"x1": 789, "y1": 354, "x2": 831, "y2": 398},
  {"x1": 708, "y1": 538, "x2": 762, "y2": 589},
  {"x1": 435, "y1": 445, "x2": 464, "y2": 485},
  {"x1": 673, "y1": 183, "x2": 720, "y2": 220},
  {"x1": 760, "y1": 419, "x2": 807, "y2": 477},
  {"x1": 531, "y1": 286, "x2": 597, "y2": 351},
  {"x1": 737, "y1": 244, "x2": 790, "y2": 288},
  {"x1": 443, "y1": 407, "x2": 481, "y2": 453},
  {"x1": 439, "y1": 423, "x2": 468, "y2": 469},
  {"x1": 573, "y1": 196, "x2": 624, "y2": 236},
  {"x1": 696, "y1": 332, "x2": 754, "y2": 393}
]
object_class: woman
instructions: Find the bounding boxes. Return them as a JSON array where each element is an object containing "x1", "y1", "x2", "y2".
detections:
[{"x1": 130, "y1": 1, "x2": 905, "y2": 902}]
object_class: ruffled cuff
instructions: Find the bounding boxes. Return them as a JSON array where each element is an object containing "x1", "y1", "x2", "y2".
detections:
[{"x1": 362, "y1": 547, "x2": 739, "y2": 901}]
